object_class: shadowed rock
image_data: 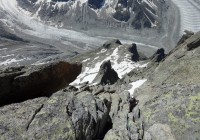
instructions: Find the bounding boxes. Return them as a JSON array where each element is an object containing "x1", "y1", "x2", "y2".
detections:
[
  {"x1": 186, "y1": 32, "x2": 200, "y2": 51},
  {"x1": 103, "y1": 39, "x2": 122, "y2": 49},
  {"x1": 0, "y1": 61, "x2": 82, "y2": 106},
  {"x1": 93, "y1": 60, "x2": 119, "y2": 85},
  {"x1": 129, "y1": 43, "x2": 140, "y2": 61},
  {"x1": 150, "y1": 48, "x2": 165, "y2": 62}
]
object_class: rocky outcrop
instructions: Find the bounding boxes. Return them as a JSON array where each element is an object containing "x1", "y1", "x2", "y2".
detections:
[
  {"x1": 177, "y1": 30, "x2": 194, "y2": 46},
  {"x1": 134, "y1": 32, "x2": 200, "y2": 140},
  {"x1": 186, "y1": 32, "x2": 200, "y2": 51},
  {"x1": 150, "y1": 48, "x2": 165, "y2": 62},
  {"x1": 92, "y1": 60, "x2": 119, "y2": 85},
  {"x1": 0, "y1": 61, "x2": 82, "y2": 106},
  {"x1": 129, "y1": 43, "x2": 140, "y2": 61},
  {"x1": 0, "y1": 83, "x2": 135, "y2": 140},
  {"x1": 128, "y1": 43, "x2": 147, "y2": 61},
  {"x1": 103, "y1": 39, "x2": 122, "y2": 49}
]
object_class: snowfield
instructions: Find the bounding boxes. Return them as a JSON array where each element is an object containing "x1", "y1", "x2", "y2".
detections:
[{"x1": 70, "y1": 45, "x2": 149, "y2": 87}]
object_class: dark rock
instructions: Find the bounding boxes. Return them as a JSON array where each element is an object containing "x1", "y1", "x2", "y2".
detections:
[
  {"x1": 88, "y1": 0, "x2": 104, "y2": 9},
  {"x1": 128, "y1": 43, "x2": 147, "y2": 61},
  {"x1": 93, "y1": 60, "x2": 119, "y2": 85},
  {"x1": 128, "y1": 97, "x2": 139, "y2": 113},
  {"x1": 0, "y1": 61, "x2": 82, "y2": 106},
  {"x1": 187, "y1": 36, "x2": 200, "y2": 51},
  {"x1": 63, "y1": 85, "x2": 79, "y2": 92},
  {"x1": 129, "y1": 43, "x2": 140, "y2": 62},
  {"x1": 103, "y1": 39, "x2": 122, "y2": 49},
  {"x1": 150, "y1": 48, "x2": 165, "y2": 62}
]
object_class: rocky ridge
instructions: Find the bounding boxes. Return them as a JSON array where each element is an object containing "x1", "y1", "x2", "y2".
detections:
[{"x1": 0, "y1": 32, "x2": 199, "y2": 139}]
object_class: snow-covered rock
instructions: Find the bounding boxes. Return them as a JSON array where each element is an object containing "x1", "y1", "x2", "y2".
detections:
[{"x1": 15, "y1": 0, "x2": 163, "y2": 29}]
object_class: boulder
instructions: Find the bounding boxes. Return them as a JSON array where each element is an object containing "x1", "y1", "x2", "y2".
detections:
[
  {"x1": 150, "y1": 48, "x2": 165, "y2": 62},
  {"x1": 92, "y1": 60, "x2": 119, "y2": 85},
  {"x1": 0, "y1": 61, "x2": 82, "y2": 106}
]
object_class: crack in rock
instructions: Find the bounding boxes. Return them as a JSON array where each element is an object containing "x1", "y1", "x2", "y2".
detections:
[{"x1": 26, "y1": 104, "x2": 44, "y2": 131}]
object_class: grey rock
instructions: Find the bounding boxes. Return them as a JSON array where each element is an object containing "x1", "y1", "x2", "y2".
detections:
[
  {"x1": 177, "y1": 30, "x2": 194, "y2": 46},
  {"x1": 93, "y1": 60, "x2": 119, "y2": 85},
  {"x1": 135, "y1": 32, "x2": 200, "y2": 140},
  {"x1": 0, "y1": 61, "x2": 82, "y2": 106},
  {"x1": 93, "y1": 85, "x2": 104, "y2": 95},
  {"x1": 186, "y1": 32, "x2": 200, "y2": 51},
  {"x1": 147, "y1": 124, "x2": 175, "y2": 140}
]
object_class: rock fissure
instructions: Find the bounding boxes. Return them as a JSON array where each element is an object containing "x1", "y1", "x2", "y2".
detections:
[{"x1": 26, "y1": 104, "x2": 44, "y2": 131}]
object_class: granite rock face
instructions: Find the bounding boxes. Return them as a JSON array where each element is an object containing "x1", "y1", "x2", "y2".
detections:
[{"x1": 0, "y1": 61, "x2": 82, "y2": 106}]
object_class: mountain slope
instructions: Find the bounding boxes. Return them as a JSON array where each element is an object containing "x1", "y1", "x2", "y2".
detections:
[
  {"x1": 134, "y1": 31, "x2": 200, "y2": 140},
  {"x1": 0, "y1": 32, "x2": 199, "y2": 139}
]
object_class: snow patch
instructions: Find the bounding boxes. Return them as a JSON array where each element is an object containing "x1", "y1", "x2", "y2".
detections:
[
  {"x1": 128, "y1": 79, "x2": 147, "y2": 97},
  {"x1": 70, "y1": 45, "x2": 149, "y2": 87},
  {"x1": 82, "y1": 58, "x2": 90, "y2": 62}
]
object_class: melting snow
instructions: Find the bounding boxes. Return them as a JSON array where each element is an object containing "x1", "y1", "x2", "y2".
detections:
[
  {"x1": 82, "y1": 58, "x2": 90, "y2": 63},
  {"x1": 70, "y1": 45, "x2": 149, "y2": 87},
  {"x1": 128, "y1": 79, "x2": 147, "y2": 97}
]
